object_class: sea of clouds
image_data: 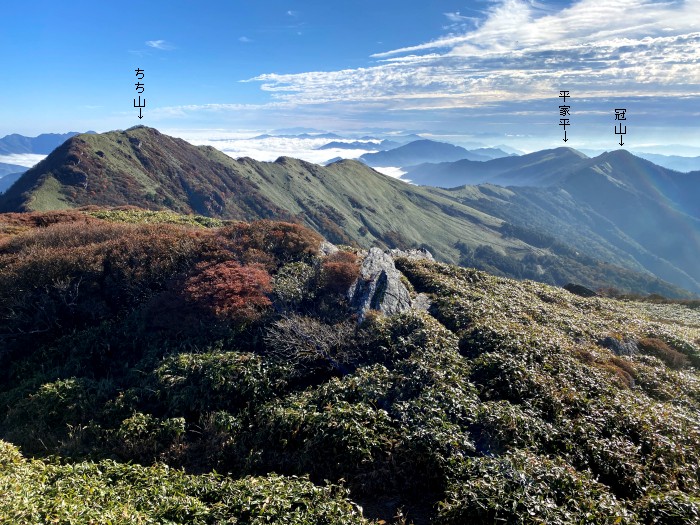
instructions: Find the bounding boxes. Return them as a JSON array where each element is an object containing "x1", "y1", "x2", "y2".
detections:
[
  {"x1": 0, "y1": 153, "x2": 47, "y2": 168},
  {"x1": 164, "y1": 129, "x2": 406, "y2": 179}
]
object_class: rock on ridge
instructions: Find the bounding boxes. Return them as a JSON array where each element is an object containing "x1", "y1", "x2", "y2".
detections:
[
  {"x1": 387, "y1": 247, "x2": 434, "y2": 261},
  {"x1": 348, "y1": 247, "x2": 413, "y2": 323},
  {"x1": 319, "y1": 240, "x2": 339, "y2": 256}
]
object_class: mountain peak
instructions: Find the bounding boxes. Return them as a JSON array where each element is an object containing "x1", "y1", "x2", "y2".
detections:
[
  {"x1": 595, "y1": 149, "x2": 636, "y2": 160},
  {"x1": 360, "y1": 139, "x2": 477, "y2": 167},
  {"x1": 550, "y1": 146, "x2": 588, "y2": 158}
]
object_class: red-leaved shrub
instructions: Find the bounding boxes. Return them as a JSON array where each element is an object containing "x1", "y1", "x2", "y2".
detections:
[
  {"x1": 183, "y1": 261, "x2": 272, "y2": 323},
  {"x1": 219, "y1": 220, "x2": 322, "y2": 267},
  {"x1": 320, "y1": 251, "x2": 360, "y2": 294}
]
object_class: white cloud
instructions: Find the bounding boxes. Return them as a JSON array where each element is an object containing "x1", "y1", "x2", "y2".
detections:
[
  {"x1": 150, "y1": 102, "x2": 287, "y2": 119},
  {"x1": 287, "y1": 10, "x2": 297, "y2": 16},
  {"x1": 145, "y1": 39, "x2": 175, "y2": 51},
  {"x1": 0, "y1": 153, "x2": 46, "y2": 168},
  {"x1": 444, "y1": 11, "x2": 469, "y2": 23},
  {"x1": 443, "y1": 10, "x2": 479, "y2": 27},
  {"x1": 373, "y1": 166, "x2": 406, "y2": 180},
  {"x1": 173, "y1": 134, "x2": 378, "y2": 164},
  {"x1": 239, "y1": 36, "x2": 253, "y2": 43},
  {"x1": 243, "y1": 0, "x2": 700, "y2": 112}
]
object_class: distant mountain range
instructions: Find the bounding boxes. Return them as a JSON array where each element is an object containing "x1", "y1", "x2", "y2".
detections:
[
  {"x1": 0, "y1": 126, "x2": 696, "y2": 298},
  {"x1": 316, "y1": 140, "x2": 401, "y2": 152},
  {"x1": 0, "y1": 162, "x2": 28, "y2": 194},
  {"x1": 359, "y1": 139, "x2": 510, "y2": 167},
  {"x1": 0, "y1": 131, "x2": 95, "y2": 155},
  {"x1": 633, "y1": 152, "x2": 700, "y2": 173},
  {"x1": 251, "y1": 132, "x2": 342, "y2": 140},
  {"x1": 409, "y1": 147, "x2": 700, "y2": 293},
  {"x1": 0, "y1": 162, "x2": 26, "y2": 178},
  {"x1": 405, "y1": 147, "x2": 589, "y2": 187},
  {"x1": 0, "y1": 172, "x2": 25, "y2": 194}
]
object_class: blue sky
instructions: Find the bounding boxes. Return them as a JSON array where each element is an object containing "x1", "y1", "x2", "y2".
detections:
[{"x1": 2, "y1": 0, "x2": 699, "y2": 152}]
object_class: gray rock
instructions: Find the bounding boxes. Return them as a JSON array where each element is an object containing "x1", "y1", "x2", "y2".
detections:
[
  {"x1": 319, "y1": 241, "x2": 339, "y2": 256},
  {"x1": 348, "y1": 247, "x2": 413, "y2": 322},
  {"x1": 598, "y1": 336, "x2": 639, "y2": 356},
  {"x1": 411, "y1": 293, "x2": 432, "y2": 312},
  {"x1": 564, "y1": 283, "x2": 597, "y2": 298},
  {"x1": 387, "y1": 248, "x2": 434, "y2": 261}
]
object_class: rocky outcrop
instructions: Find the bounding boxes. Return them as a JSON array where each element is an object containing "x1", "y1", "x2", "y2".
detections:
[
  {"x1": 387, "y1": 248, "x2": 434, "y2": 261},
  {"x1": 598, "y1": 336, "x2": 639, "y2": 357},
  {"x1": 564, "y1": 283, "x2": 597, "y2": 298},
  {"x1": 319, "y1": 240, "x2": 339, "y2": 256},
  {"x1": 348, "y1": 247, "x2": 413, "y2": 322}
]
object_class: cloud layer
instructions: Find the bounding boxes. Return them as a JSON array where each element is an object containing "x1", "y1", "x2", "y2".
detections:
[
  {"x1": 0, "y1": 153, "x2": 47, "y2": 168},
  {"x1": 246, "y1": 0, "x2": 700, "y2": 111},
  {"x1": 177, "y1": 133, "x2": 378, "y2": 166}
]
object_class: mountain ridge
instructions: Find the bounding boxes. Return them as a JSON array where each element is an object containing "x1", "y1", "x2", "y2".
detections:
[
  {"x1": 360, "y1": 139, "x2": 489, "y2": 167},
  {"x1": 405, "y1": 147, "x2": 589, "y2": 187},
  {"x1": 412, "y1": 148, "x2": 700, "y2": 293},
  {"x1": 0, "y1": 126, "x2": 695, "y2": 298}
]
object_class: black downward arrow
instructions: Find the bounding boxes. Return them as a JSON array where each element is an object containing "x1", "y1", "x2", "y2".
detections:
[
  {"x1": 563, "y1": 130, "x2": 568, "y2": 142},
  {"x1": 619, "y1": 136, "x2": 624, "y2": 146},
  {"x1": 138, "y1": 108, "x2": 144, "y2": 120}
]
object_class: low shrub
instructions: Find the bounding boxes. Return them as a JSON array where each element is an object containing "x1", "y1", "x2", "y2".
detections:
[
  {"x1": 600, "y1": 362, "x2": 635, "y2": 389},
  {"x1": 219, "y1": 220, "x2": 322, "y2": 267},
  {"x1": 438, "y1": 451, "x2": 634, "y2": 525},
  {"x1": 360, "y1": 310, "x2": 459, "y2": 366},
  {"x1": 183, "y1": 261, "x2": 272, "y2": 324},
  {"x1": 638, "y1": 338, "x2": 689, "y2": 369},
  {"x1": 3, "y1": 377, "x2": 113, "y2": 455},
  {"x1": 111, "y1": 412, "x2": 185, "y2": 464},
  {"x1": 636, "y1": 491, "x2": 700, "y2": 524},
  {"x1": 87, "y1": 208, "x2": 224, "y2": 227},
  {"x1": 264, "y1": 314, "x2": 357, "y2": 375},
  {"x1": 154, "y1": 351, "x2": 289, "y2": 416},
  {"x1": 0, "y1": 440, "x2": 371, "y2": 525},
  {"x1": 272, "y1": 261, "x2": 317, "y2": 308},
  {"x1": 246, "y1": 397, "x2": 397, "y2": 488},
  {"x1": 320, "y1": 251, "x2": 360, "y2": 294}
]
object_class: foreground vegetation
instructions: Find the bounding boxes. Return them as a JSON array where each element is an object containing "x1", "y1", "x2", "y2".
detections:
[{"x1": 1, "y1": 210, "x2": 699, "y2": 523}]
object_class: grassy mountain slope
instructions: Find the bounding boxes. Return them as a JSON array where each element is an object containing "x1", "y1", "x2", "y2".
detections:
[
  {"x1": 1, "y1": 211, "x2": 699, "y2": 524},
  {"x1": 0, "y1": 127, "x2": 290, "y2": 218},
  {"x1": 436, "y1": 183, "x2": 700, "y2": 296},
  {"x1": 0, "y1": 127, "x2": 531, "y2": 267},
  {"x1": 0, "y1": 126, "x2": 693, "y2": 298}
]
